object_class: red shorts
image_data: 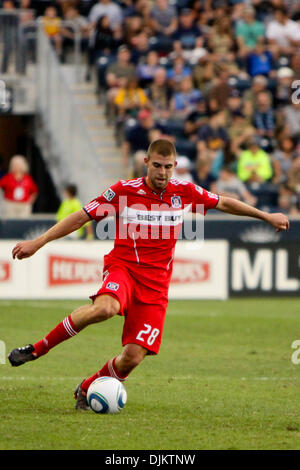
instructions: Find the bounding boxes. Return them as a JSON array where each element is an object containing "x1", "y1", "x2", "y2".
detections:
[{"x1": 90, "y1": 264, "x2": 169, "y2": 354}]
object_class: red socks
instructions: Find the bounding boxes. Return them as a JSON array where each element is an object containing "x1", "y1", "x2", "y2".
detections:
[
  {"x1": 81, "y1": 357, "x2": 128, "y2": 393},
  {"x1": 33, "y1": 315, "x2": 79, "y2": 357}
]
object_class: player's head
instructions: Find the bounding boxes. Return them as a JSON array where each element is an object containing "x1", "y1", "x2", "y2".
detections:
[{"x1": 144, "y1": 139, "x2": 177, "y2": 190}]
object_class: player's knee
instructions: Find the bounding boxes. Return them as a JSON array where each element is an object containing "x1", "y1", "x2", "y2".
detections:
[
  {"x1": 89, "y1": 298, "x2": 119, "y2": 322},
  {"x1": 121, "y1": 345, "x2": 146, "y2": 369}
]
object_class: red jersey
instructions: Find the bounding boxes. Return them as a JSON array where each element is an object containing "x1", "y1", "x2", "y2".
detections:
[
  {"x1": 83, "y1": 177, "x2": 219, "y2": 291},
  {"x1": 0, "y1": 173, "x2": 38, "y2": 203}
]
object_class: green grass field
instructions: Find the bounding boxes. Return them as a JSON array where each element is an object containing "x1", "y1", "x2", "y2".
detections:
[{"x1": 0, "y1": 298, "x2": 300, "y2": 450}]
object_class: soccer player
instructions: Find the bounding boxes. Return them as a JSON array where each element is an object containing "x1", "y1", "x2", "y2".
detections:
[{"x1": 8, "y1": 139, "x2": 289, "y2": 410}]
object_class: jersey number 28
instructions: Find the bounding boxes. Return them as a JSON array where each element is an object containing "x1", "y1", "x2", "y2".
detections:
[{"x1": 136, "y1": 324, "x2": 160, "y2": 346}]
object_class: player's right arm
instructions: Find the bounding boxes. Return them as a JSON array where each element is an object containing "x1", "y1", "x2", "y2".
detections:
[
  {"x1": 12, "y1": 181, "x2": 122, "y2": 260},
  {"x1": 12, "y1": 209, "x2": 90, "y2": 260}
]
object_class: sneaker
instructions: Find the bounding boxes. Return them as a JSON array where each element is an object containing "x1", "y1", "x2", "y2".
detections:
[
  {"x1": 74, "y1": 381, "x2": 90, "y2": 410},
  {"x1": 8, "y1": 344, "x2": 37, "y2": 367}
]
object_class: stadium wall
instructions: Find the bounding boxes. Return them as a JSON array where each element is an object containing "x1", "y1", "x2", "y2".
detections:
[
  {"x1": 0, "y1": 240, "x2": 228, "y2": 300},
  {"x1": 2, "y1": 238, "x2": 300, "y2": 298}
]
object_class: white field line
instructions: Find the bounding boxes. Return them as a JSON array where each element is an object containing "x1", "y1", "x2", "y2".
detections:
[{"x1": 0, "y1": 375, "x2": 298, "y2": 381}]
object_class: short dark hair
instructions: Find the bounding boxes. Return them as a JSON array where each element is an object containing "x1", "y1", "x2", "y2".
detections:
[
  {"x1": 147, "y1": 139, "x2": 177, "y2": 159},
  {"x1": 65, "y1": 184, "x2": 77, "y2": 197}
]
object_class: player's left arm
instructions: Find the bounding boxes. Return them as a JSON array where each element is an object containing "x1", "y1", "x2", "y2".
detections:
[{"x1": 216, "y1": 195, "x2": 290, "y2": 232}]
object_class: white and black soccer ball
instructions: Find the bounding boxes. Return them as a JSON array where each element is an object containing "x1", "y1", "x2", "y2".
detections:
[{"x1": 87, "y1": 377, "x2": 127, "y2": 414}]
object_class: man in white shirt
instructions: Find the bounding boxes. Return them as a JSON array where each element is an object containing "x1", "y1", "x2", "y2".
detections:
[{"x1": 266, "y1": 6, "x2": 300, "y2": 55}]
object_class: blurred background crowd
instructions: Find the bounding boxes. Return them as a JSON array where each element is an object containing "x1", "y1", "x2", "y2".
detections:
[{"x1": 1, "y1": 0, "x2": 300, "y2": 217}]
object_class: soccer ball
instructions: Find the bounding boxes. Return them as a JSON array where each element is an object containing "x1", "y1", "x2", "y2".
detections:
[{"x1": 87, "y1": 376, "x2": 127, "y2": 414}]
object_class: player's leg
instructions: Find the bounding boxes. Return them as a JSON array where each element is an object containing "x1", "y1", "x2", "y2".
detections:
[
  {"x1": 80, "y1": 343, "x2": 147, "y2": 393},
  {"x1": 8, "y1": 295, "x2": 120, "y2": 366},
  {"x1": 75, "y1": 343, "x2": 147, "y2": 410}
]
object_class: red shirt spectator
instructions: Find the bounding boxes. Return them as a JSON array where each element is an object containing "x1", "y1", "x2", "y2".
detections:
[
  {"x1": 0, "y1": 155, "x2": 38, "y2": 218},
  {"x1": 0, "y1": 172, "x2": 37, "y2": 202}
]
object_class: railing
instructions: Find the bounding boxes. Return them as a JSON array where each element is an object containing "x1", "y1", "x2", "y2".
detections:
[
  {"x1": 36, "y1": 23, "x2": 106, "y2": 204},
  {"x1": 0, "y1": 9, "x2": 36, "y2": 75},
  {"x1": 0, "y1": 9, "x2": 83, "y2": 79}
]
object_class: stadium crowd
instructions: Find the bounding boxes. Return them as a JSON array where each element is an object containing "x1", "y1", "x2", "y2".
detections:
[{"x1": 1, "y1": 0, "x2": 300, "y2": 214}]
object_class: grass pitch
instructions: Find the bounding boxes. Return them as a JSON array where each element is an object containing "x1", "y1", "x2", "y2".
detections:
[{"x1": 0, "y1": 298, "x2": 300, "y2": 450}]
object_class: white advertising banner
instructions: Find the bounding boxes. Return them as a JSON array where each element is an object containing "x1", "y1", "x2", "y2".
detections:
[{"x1": 0, "y1": 240, "x2": 228, "y2": 300}]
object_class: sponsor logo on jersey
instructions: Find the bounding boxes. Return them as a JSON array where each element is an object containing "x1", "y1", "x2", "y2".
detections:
[
  {"x1": 195, "y1": 185, "x2": 203, "y2": 194},
  {"x1": 171, "y1": 196, "x2": 182, "y2": 208},
  {"x1": 103, "y1": 188, "x2": 116, "y2": 201},
  {"x1": 120, "y1": 204, "x2": 192, "y2": 226},
  {"x1": 106, "y1": 282, "x2": 119, "y2": 291}
]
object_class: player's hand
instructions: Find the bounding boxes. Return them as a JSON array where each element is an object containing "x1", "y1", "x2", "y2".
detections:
[
  {"x1": 12, "y1": 240, "x2": 39, "y2": 260},
  {"x1": 266, "y1": 213, "x2": 290, "y2": 232}
]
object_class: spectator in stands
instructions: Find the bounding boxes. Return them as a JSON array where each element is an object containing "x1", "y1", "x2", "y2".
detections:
[
  {"x1": 169, "y1": 76, "x2": 203, "y2": 120},
  {"x1": 105, "y1": 45, "x2": 135, "y2": 122},
  {"x1": 197, "y1": 109, "x2": 229, "y2": 155},
  {"x1": 211, "y1": 166, "x2": 257, "y2": 205},
  {"x1": 253, "y1": 91, "x2": 275, "y2": 144},
  {"x1": 129, "y1": 31, "x2": 151, "y2": 65},
  {"x1": 197, "y1": 110, "x2": 229, "y2": 178},
  {"x1": 148, "y1": 0, "x2": 178, "y2": 38},
  {"x1": 235, "y1": 5, "x2": 265, "y2": 57},
  {"x1": 191, "y1": 156, "x2": 216, "y2": 191},
  {"x1": 266, "y1": 6, "x2": 300, "y2": 56},
  {"x1": 172, "y1": 155, "x2": 193, "y2": 183},
  {"x1": 167, "y1": 55, "x2": 192, "y2": 92},
  {"x1": 0, "y1": 155, "x2": 38, "y2": 218},
  {"x1": 281, "y1": 101, "x2": 300, "y2": 139},
  {"x1": 192, "y1": 54, "x2": 215, "y2": 95},
  {"x1": 246, "y1": 43, "x2": 274, "y2": 77},
  {"x1": 243, "y1": 74, "x2": 272, "y2": 118},
  {"x1": 272, "y1": 136, "x2": 297, "y2": 184},
  {"x1": 41, "y1": 5, "x2": 63, "y2": 58},
  {"x1": 274, "y1": 66, "x2": 295, "y2": 108},
  {"x1": 56, "y1": 184, "x2": 94, "y2": 240},
  {"x1": 88, "y1": 0, "x2": 123, "y2": 32},
  {"x1": 278, "y1": 184, "x2": 298, "y2": 215},
  {"x1": 237, "y1": 137, "x2": 273, "y2": 183},
  {"x1": 87, "y1": 14, "x2": 119, "y2": 83},
  {"x1": 228, "y1": 110, "x2": 256, "y2": 156},
  {"x1": 122, "y1": 109, "x2": 168, "y2": 173},
  {"x1": 146, "y1": 67, "x2": 172, "y2": 120},
  {"x1": 114, "y1": 76, "x2": 149, "y2": 119},
  {"x1": 207, "y1": 64, "x2": 232, "y2": 112},
  {"x1": 1, "y1": 0, "x2": 20, "y2": 74},
  {"x1": 136, "y1": 50, "x2": 160, "y2": 88},
  {"x1": 226, "y1": 89, "x2": 243, "y2": 120},
  {"x1": 208, "y1": 16, "x2": 234, "y2": 62},
  {"x1": 61, "y1": 5, "x2": 90, "y2": 62},
  {"x1": 184, "y1": 95, "x2": 209, "y2": 142},
  {"x1": 172, "y1": 8, "x2": 204, "y2": 56}
]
